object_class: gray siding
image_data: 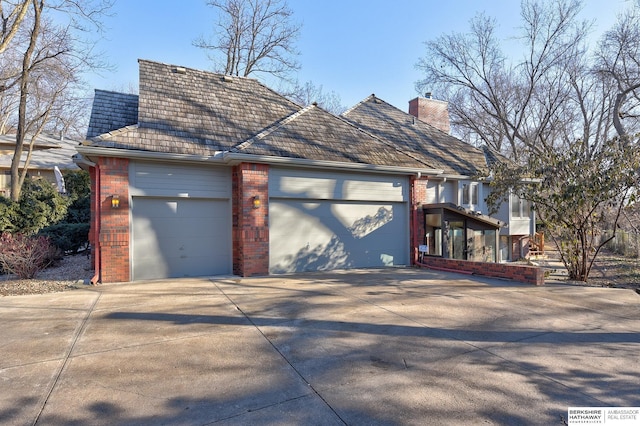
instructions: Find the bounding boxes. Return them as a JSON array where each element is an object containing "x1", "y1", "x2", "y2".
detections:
[
  {"x1": 269, "y1": 167, "x2": 408, "y2": 202},
  {"x1": 130, "y1": 161, "x2": 231, "y2": 198}
]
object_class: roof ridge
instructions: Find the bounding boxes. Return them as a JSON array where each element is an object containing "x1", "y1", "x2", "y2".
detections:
[
  {"x1": 94, "y1": 88, "x2": 139, "y2": 97},
  {"x1": 232, "y1": 104, "x2": 312, "y2": 152},
  {"x1": 341, "y1": 97, "x2": 438, "y2": 169},
  {"x1": 341, "y1": 94, "x2": 376, "y2": 117},
  {"x1": 89, "y1": 124, "x2": 139, "y2": 142}
]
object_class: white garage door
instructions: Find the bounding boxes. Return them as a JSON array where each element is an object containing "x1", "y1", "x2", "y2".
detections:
[
  {"x1": 269, "y1": 168, "x2": 409, "y2": 273},
  {"x1": 130, "y1": 162, "x2": 231, "y2": 280},
  {"x1": 131, "y1": 198, "x2": 231, "y2": 280}
]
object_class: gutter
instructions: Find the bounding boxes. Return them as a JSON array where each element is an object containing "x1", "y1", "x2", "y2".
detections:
[{"x1": 75, "y1": 145, "x2": 445, "y2": 177}]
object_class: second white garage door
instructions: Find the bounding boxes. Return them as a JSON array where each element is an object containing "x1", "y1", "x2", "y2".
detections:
[
  {"x1": 269, "y1": 167, "x2": 409, "y2": 273},
  {"x1": 269, "y1": 200, "x2": 408, "y2": 273}
]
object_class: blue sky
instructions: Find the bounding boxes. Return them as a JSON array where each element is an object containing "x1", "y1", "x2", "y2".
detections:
[{"x1": 86, "y1": 0, "x2": 632, "y2": 111}]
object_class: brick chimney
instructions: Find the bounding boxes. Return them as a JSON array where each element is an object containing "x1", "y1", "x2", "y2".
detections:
[{"x1": 408, "y1": 94, "x2": 450, "y2": 134}]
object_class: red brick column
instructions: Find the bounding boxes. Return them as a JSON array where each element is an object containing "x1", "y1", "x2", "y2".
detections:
[
  {"x1": 232, "y1": 163, "x2": 269, "y2": 276},
  {"x1": 410, "y1": 176, "x2": 428, "y2": 265},
  {"x1": 97, "y1": 157, "x2": 130, "y2": 283}
]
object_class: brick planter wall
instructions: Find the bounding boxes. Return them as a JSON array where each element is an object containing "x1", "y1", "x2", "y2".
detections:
[
  {"x1": 232, "y1": 163, "x2": 269, "y2": 276},
  {"x1": 418, "y1": 256, "x2": 544, "y2": 286}
]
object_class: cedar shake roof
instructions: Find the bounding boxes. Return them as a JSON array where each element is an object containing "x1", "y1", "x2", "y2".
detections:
[
  {"x1": 342, "y1": 95, "x2": 490, "y2": 175},
  {"x1": 85, "y1": 60, "x2": 487, "y2": 174},
  {"x1": 86, "y1": 90, "x2": 138, "y2": 138},
  {"x1": 233, "y1": 104, "x2": 428, "y2": 168},
  {"x1": 87, "y1": 60, "x2": 301, "y2": 154}
]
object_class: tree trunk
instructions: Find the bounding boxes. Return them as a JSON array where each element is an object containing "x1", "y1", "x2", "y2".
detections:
[{"x1": 9, "y1": 0, "x2": 42, "y2": 202}]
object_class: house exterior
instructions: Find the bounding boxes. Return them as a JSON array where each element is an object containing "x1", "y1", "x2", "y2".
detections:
[
  {"x1": 77, "y1": 60, "x2": 534, "y2": 284},
  {"x1": 0, "y1": 134, "x2": 80, "y2": 197},
  {"x1": 343, "y1": 95, "x2": 533, "y2": 262}
]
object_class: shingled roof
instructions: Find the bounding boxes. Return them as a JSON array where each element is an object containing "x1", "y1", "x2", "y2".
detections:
[
  {"x1": 86, "y1": 60, "x2": 302, "y2": 154},
  {"x1": 86, "y1": 90, "x2": 138, "y2": 138},
  {"x1": 84, "y1": 60, "x2": 486, "y2": 174},
  {"x1": 233, "y1": 104, "x2": 429, "y2": 168},
  {"x1": 342, "y1": 95, "x2": 490, "y2": 176}
]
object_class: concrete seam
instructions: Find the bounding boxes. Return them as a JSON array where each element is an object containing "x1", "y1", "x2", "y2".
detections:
[
  {"x1": 212, "y1": 281, "x2": 348, "y2": 425},
  {"x1": 32, "y1": 292, "x2": 102, "y2": 425}
]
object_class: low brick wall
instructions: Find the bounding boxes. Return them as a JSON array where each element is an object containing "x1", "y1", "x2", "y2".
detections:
[{"x1": 417, "y1": 257, "x2": 544, "y2": 286}]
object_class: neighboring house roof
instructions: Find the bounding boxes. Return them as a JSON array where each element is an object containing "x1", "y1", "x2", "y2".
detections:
[
  {"x1": 0, "y1": 133, "x2": 60, "y2": 155},
  {"x1": 86, "y1": 90, "x2": 139, "y2": 138},
  {"x1": 482, "y1": 145, "x2": 505, "y2": 169},
  {"x1": 26, "y1": 138, "x2": 80, "y2": 170},
  {"x1": 342, "y1": 95, "x2": 490, "y2": 176},
  {"x1": 0, "y1": 134, "x2": 79, "y2": 170}
]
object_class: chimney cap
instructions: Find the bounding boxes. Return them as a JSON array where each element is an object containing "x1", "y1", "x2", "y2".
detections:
[{"x1": 425, "y1": 92, "x2": 432, "y2": 99}]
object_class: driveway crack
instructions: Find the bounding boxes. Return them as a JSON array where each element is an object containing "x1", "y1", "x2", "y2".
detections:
[
  {"x1": 32, "y1": 292, "x2": 102, "y2": 425},
  {"x1": 212, "y1": 281, "x2": 348, "y2": 425}
]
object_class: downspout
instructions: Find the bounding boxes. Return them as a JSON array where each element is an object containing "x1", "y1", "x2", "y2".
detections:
[{"x1": 91, "y1": 162, "x2": 101, "y2": 284}]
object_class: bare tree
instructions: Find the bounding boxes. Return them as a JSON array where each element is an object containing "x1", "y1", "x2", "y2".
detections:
[
  {"x1": 0, "y1": 0, "x2": 31, "y2": 54},
  {"x1": 1, "y1": 0, "x2": 112, "y2": 201},
  {"x1": 195, "y1": 0, "x2": 301, "y2": 80},
  {"x1": 594, "y1": 3, "x2": 640, "y2": 138},
  {"x1": 416, "y1": 0, "x2": 591, "y2": 162},
  {"x1": 283, "y1": 80, "x2": 346, "y2": 115},
  {"x1": 418, "y1": 0, "x2": 640, "y2": 282}
]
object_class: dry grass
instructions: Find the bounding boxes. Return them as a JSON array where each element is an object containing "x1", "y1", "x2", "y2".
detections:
[{"x1": 587, "y1": 251, "x2": 640, "y2": 290}]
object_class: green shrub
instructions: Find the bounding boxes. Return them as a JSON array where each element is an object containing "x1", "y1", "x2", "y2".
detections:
[
  {"x1": 65, "y1": 194, "x2": 90, "y2": 223},
  {"x1": 0, "y1": 233, "x2": 61, "y2": 279},
  {"x1": 62, "y1": 170, "x2": 90, "y2": 224},
  {"x1": 0, "y1": 197, "x2": 17, "y2": 233},
  {"x1": 14, "y1": 179, "x2": 70, "y2": 235},
  {"x1": 63, "y1": 170, "x2": 90, "y2": 198},
  {"x1": 38, "y1": 222, "x2": 90, "y2": 253},
  {"x1": 0, "y1": 171, "x2": 90, "y2": 272}
]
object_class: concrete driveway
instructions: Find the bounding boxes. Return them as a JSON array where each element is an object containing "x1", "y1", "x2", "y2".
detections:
[{"x1": 0, "y1": 268, "x2": 638, "y2": 425}]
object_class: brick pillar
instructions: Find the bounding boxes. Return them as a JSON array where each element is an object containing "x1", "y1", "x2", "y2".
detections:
[
  {"x1": 410, "y1": 176, "x2": 428, "y2": 265},
  {"x1": 232, "y1": 163, "x2": 269, "y2": 276},
  {"x1": 97, "y1": 157, "x2": 130, "y2": 283}
]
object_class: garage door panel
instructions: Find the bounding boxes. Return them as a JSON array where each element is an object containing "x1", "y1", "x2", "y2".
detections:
[
  {"x1": 132, "y1": 197, "x2": 231, "y2": 280},
  {"x1": 270, "y1": 200, "x2": 407, "y2": 273}
]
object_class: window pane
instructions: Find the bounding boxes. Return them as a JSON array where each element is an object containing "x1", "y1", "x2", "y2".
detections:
[
  {"x1": 462, "y1": 183, "x2": 469, "y2": 204},
  {"x1": 471, "y1": 184, "x2": 478, "y2": 205},
  {"x1": 511, "y1": 193, "x2": 520, "y2": 217},
  {"x1": 521, "y1": 199, "x2": 530, "y2": 217}
]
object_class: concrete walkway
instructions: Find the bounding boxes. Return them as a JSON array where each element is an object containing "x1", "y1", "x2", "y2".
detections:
[{"x1": 0, "y1": 268, "x2": 638, "y2": 425}]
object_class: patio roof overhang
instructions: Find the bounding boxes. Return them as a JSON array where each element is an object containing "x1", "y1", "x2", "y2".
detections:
[{"x1": 422, "y1": 203, "x2": 505, "y2": 229}]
